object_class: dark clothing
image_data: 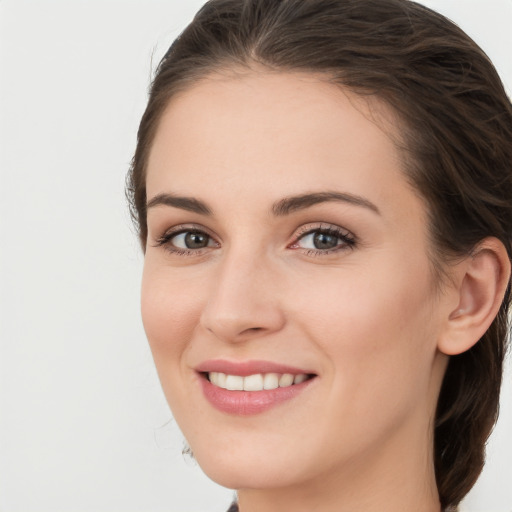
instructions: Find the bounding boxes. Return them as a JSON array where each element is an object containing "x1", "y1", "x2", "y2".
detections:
[{"x1": 227, "y1": 502, "x2": 239, "y2": 512}]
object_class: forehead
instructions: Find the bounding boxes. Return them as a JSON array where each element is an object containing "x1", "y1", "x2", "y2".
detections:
[
  {"x1": 149, "y1": 70, "x2": 401, "y2": 158},
  {"x1": 146, "y1": 70, "x2": 416, "y2": 220}
]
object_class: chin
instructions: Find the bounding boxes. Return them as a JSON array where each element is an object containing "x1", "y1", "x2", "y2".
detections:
[{"x1": 192, "y1": 446, "x2": 306, "y2": 490}]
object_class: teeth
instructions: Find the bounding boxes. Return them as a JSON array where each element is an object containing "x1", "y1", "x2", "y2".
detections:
[
  {"x1": 225, "y1": 375, "x2": 244, "y2": 390},
  {"x1": 279, "y1": 373, "x2": 294, "y2": 387},
  {"x1": 263, "y1": 373, "x2": 279, "y2": 390},
  {"x1": 217, "y1": 372, "x2": 227, "y2": 388},
  {"x1": 294, "y1": 374, "x2": 308, "y2": 384},
  {"x1": 207, "y1": 372, "x2": 310, "y2": 391},
  {"x1": 243, "y1": 373, "x2": 264, "y2": 391}
]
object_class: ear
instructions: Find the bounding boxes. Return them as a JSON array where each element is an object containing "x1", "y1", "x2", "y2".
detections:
[{"x1": 438, "y1": 237, "x2": 511, "y2": 356}]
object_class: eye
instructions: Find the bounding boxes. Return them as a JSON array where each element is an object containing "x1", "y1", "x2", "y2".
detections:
[
  {"x1": 171, "y1": 231, "x2": 213, "y2": 249},
  {"x1": 154, "y1": 225, "x2": 219, "y2": 256},
  {"x1": 291, "y1": 224, "x2": 356, "y2": 255}
]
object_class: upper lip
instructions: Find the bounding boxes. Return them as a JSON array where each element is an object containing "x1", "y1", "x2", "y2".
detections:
[{"x1": 195, "y1": 359, "x2": 315, "y2": 377}]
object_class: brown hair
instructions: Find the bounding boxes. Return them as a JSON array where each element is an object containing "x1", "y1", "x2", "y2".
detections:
[{"x1": 127, "y1": 0, "x2": 512, "y2": 508}]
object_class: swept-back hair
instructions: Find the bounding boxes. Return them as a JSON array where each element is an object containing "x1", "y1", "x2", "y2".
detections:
[{"x1": 127, "y1": 1, "x2": 512, "y2": 508}]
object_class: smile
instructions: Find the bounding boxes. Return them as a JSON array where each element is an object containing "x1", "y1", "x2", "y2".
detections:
[
  {"x1": 196, "y1": 361, "x2": 317, "y2": 415},
  {"x1": 208, "y1": 372, "x2": 310, "y2": 391}
]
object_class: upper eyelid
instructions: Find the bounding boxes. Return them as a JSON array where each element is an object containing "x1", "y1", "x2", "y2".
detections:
[
  {"x1": 293, "y1": 223, "x2": 354, "y2": 239},
  {"x1": 158, "y1": 221, "x2": 351, "y2": 236},
  {"x1": 160, "y1": 223, "x2": 217, "y2": 239}
]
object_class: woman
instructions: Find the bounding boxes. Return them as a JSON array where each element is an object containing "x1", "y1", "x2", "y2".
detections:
[{"x1": 126, "y1": 0, "x2": 512, "y2": 510}]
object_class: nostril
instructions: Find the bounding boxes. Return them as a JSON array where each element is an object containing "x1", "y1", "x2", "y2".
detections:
[{"x1": 242, "y1": 327, "x2": 265, "y2": 335}]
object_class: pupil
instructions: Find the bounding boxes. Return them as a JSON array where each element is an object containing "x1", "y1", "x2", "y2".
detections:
[
  {"x1": 314, "y1": 232, "x2": 338, "y2": 250},
  {"x1": 185, "y1": 232, "x2": 208, "y2": 249}
]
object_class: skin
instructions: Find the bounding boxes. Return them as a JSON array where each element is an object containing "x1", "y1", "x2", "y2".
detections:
[{"x1": 141, "y1": 71, "x2": 489, "y2": 512}]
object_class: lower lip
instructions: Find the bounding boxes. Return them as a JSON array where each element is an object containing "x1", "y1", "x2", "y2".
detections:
[{"x1": 199, "y1": 376, "x2": 314, "y2": 415}]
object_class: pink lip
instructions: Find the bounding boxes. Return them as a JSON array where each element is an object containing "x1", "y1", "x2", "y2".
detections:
[{"x1": 195, "y1": 359, "x2": 316, "y2": 416}]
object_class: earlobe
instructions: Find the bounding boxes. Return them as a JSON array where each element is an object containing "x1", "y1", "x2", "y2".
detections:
[{"x1": 438, "y1": 238, "x2": 511, "y2": 356}]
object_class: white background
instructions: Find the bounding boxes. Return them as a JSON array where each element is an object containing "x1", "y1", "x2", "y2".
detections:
[{"x1": 0, "y1": 1, "x2": 511, "y2": 511}]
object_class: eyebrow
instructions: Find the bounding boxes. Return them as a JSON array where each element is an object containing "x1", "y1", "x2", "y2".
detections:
[
  {"x1": 146, "y1": 193, "x2": 213, "y2": 215},
  {"x1": 271, "y1": 191, "x2": 380, "y2": 216},
  {"x1": 146, "y1": 191, "x2": 380, "y2": 216}
]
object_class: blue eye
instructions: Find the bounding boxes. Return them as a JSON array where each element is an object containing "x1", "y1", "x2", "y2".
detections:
[{"x1": 294, "y1": 226, "x2": 356, "y2": 254}]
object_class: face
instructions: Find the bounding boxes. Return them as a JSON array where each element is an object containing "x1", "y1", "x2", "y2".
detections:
[{"x1": 141, "y1": 71, "x2": 449, "y2": 492}]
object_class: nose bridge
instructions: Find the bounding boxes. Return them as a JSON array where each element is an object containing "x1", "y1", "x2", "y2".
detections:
[{"x1": 199, "y1": 244, "x2": 285, "y2": 341}]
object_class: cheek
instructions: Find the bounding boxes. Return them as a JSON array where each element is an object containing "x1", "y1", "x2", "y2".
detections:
[
  {"x1": 140, "y1": 262, "x2": 204, "y2": 373},
  {"x1": 291, "y1": 256, "x2": 438, "y2": 401},
  {"x1": 294, "y1": 264, "x2": 439, "y2": 460}
]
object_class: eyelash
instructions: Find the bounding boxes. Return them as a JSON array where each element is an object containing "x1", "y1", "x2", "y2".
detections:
[
  {"x1": 154, "y1": 224, "x2": 218, "y2": 257},
  {"x1": 154, "y1": 223, "x2": 356, "y2": 258},
  {"x1": 290, "y1": 224, "x2": 356, "y2": 256}
]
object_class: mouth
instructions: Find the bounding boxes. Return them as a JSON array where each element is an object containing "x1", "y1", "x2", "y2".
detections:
[
  {"x1": 196, "y1": 360, "x2": 317, "y2": 415},
  {"x1": 205, "y1": 371, "x2": 312, "y2": 391}
]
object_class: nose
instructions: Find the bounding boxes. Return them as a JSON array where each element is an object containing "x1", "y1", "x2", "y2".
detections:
[{"x1": 199, "y1": 249, "x2": 286, "y2": 343}]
